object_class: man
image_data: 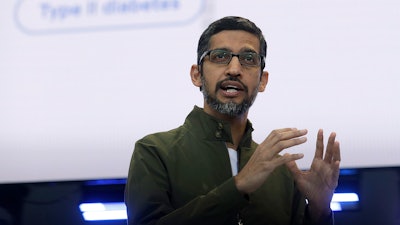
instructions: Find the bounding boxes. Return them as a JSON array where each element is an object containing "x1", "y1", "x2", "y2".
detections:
[{"x1": 125, "y1": 16, "x2": 341, "y2": 225}]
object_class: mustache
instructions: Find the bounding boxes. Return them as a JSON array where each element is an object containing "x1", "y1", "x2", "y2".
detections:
[{"x1": 216, "y1": 77, "x2": 248, "y2": 92}]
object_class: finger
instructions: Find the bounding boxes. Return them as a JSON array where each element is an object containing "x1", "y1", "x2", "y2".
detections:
[
  {"x1": 332, "y1": 141, "x2": 341, "y2": 162},
  {"x1": 324, "y1": 132, "x2": 337, "y2": 163},
  {"x1": 285, "y1": 157, "x2": 302, "y2": 179},
  {"x1": 277, "y1": 153, "x2": 304, "y2": 170},
  {"x1": 265, "y1": 136, "x2": 307, "y2": 160},
  {"x1": 314, "y1": 129, "x2": 324, "y2": 159},
  {"x1": 279, "y1": 136, "x2": 308, "y2": 150},
  {"x1": 265, "y1": 128, "x2": 307, "y2": 143},
  {"x1": 329, "y1": 160, "x2": 341, "y2": 189},
  {"x1": 260, "y1": 128, "x2": 307, "y2": 156},
  {"x1": 272, "y1": 127, "x2": 298, "y2": 134}
]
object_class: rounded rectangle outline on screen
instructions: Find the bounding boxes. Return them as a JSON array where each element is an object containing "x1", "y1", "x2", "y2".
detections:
[{"x1": 14, "y1": 0, "x2": 206, "y2": 35}]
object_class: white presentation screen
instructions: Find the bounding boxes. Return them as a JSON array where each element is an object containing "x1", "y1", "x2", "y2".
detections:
[{"x1": 1, "y1": 0, "x2": 399, "y2": 183}]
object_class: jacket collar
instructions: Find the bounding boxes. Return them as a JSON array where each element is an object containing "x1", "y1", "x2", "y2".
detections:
[{"x1": 184, "y1": 106, "x2": 254, "y2": 148}]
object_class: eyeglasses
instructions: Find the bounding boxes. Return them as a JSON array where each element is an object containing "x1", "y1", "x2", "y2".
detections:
[{"x1": 199, "y1": 49, "x2": 264, "y2": 67}]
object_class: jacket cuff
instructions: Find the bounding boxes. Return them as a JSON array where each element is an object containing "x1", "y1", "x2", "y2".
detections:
[{"x1": 212, "y1": 177, "x2": 249, "y2": 209}]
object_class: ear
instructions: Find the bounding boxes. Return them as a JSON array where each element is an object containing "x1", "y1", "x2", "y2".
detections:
[
  {"x1": 190, "y1": 64, "x2": 202, "y2": 88},
  {"x1": 258, "y1": 71, "x2": 269, "y2": 92}
]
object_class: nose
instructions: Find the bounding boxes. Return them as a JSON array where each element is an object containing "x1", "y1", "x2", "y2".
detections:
[{"x1": 226, "y1": 55, "x2": 242, "y2": 77}]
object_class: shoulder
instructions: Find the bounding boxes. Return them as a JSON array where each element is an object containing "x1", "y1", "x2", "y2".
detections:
[
  {"x1": 136, "y1": 125, "x2": 185, "y2": 146},
  {"x1": 133, "y1": 125, "x2": 194, "y2": 157}
]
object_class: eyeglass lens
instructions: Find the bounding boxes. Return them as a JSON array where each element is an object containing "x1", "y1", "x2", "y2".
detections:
[{"x1": 209, "y1": 50, "x2": 261, "y2": 66}]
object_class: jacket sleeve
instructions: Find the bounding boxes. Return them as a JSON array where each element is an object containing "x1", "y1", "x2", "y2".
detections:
[{"x1": 124, "y1": 140, "x2": 248, "y2": 225}]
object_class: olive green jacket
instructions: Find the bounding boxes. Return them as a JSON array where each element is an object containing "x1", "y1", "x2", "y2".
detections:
[{"x1": 125, "y1": 106, "x2": 333, "y2": 225}]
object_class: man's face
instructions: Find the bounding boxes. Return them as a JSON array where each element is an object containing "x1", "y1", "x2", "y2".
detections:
[{"x1": 198, "y1": 30, "x2": 268, "y2": 117}]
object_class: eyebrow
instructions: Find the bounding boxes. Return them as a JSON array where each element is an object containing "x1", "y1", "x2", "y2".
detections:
[
  {"x1": 240, "y1": 47, "x2": 258, "y2": 53},
  {"x1": 212, "y1": 47, "x2": 231, "y2": 52},
  {"x1": 212, "y1": 47, "x2": 258, "y2": 54}
]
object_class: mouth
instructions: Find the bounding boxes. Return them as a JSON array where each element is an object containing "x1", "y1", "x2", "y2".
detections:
[
  {"x1": 218, "y1": 80, "x2": 246, "y2": 97},
  {"x1": 222, "y1": 85, "x2": 239, "y2": 92},
  {"x1": 219, "y1": 81, "x2": 245, "y2": 93}
]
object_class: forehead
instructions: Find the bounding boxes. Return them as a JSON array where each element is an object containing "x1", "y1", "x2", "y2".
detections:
[{"x1": 209, "y1": 30, "x2": 260, "y2": 52}]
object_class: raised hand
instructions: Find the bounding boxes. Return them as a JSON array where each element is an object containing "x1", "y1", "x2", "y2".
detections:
[
  {"x1": 286, "y1": 129, "x2": 341, "y2": 221},
  {"x1": 235, "y1": 128, "x2": 307, "y2": 194}
]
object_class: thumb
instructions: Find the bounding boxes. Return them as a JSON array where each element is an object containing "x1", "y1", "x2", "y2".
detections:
[{"x1": 285, "y1": 155, "x2": 301, "y2": 178}]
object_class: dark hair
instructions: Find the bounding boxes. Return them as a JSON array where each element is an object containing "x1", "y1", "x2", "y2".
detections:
[{"x1": 197, "y1": 16, "x2": 267, "y2": 69}]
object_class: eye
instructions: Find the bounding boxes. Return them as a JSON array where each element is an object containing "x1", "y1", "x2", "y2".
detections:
[
  {"x1": 241, "y1": 53, "x2": 255, "y2": 62},
  {"x1": 240, "y1": 52, "x2": 259, "y2": 66},
  {"x1": 210, "y1": 50, "x2": 230, "y2": 63}
]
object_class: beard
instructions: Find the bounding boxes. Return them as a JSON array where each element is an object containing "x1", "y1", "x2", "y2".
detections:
[{"x1": 201, "y1": 75, "x2": 259, "y2": 117}]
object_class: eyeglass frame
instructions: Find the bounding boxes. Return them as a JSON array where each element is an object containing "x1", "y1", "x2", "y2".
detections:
[{"x1": 198, "y1": 49, "x2": 265, "y2": 67}]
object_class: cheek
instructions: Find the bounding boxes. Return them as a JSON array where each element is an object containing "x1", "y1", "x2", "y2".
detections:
[
  {"x1": 202, "y1": 75, "x2": 218, "y2": 92},
  {"x1": 248, "y1": 84, "x2": 260, "y2": 95},
  {"x1": 246, "y1": 75, "x2": 263, "y2": 90},
  {"x1": 202, "y1": 68, "x2": 221, "y2": 87}
]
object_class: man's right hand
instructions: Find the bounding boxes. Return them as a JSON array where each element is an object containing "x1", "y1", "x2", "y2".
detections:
[{"x1": 234, "y1": 128, "x2": 307, "y2": 194}]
